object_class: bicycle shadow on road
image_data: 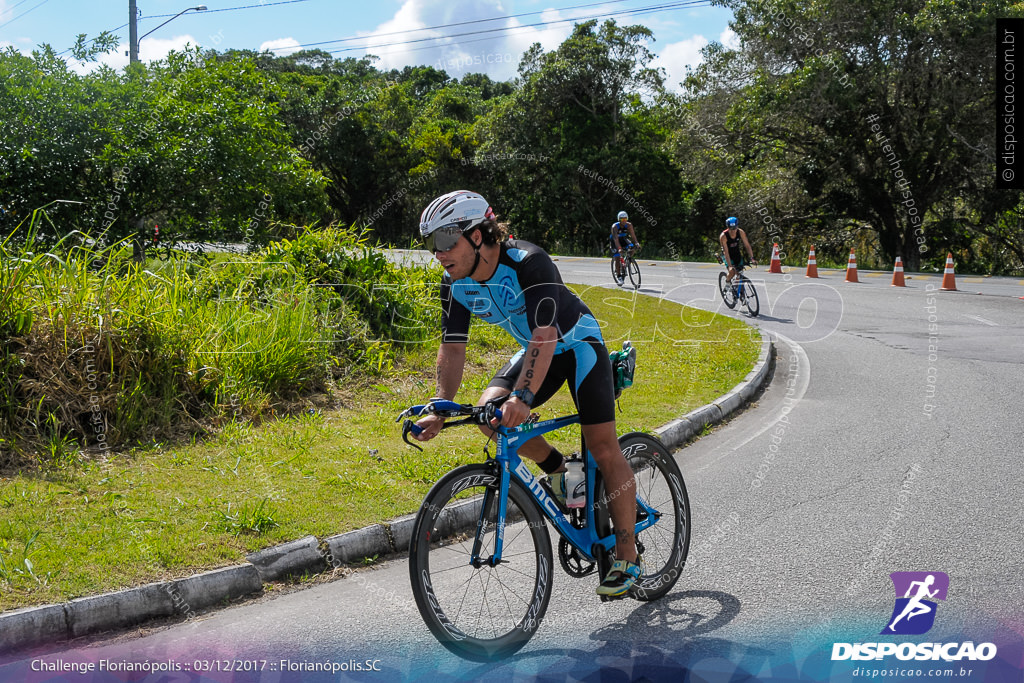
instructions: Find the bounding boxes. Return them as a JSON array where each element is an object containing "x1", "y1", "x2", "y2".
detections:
[
  {"x1": 445, "y1": 589, "x2": 776, "y2": 680},
  {"x1": 589, "y1": 588, "x2": 741, "y2": 642}
]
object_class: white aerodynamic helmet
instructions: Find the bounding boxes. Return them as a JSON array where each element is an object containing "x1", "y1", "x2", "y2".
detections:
[{"x1": 419, "y1": 190, "x2": 495, "y2": 252}]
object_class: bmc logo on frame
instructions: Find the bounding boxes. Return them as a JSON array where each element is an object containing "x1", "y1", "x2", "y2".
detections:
[{"x1": 832, "y1": 572, "x2": 998, "y2": 662}]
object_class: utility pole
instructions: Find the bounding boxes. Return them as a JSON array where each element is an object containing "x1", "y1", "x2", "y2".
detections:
[{"x1": 129, "y1": 0, "x2": 139, "y2": 64}]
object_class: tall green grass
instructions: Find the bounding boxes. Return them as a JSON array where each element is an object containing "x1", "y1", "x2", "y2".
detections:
[{"x1": 0, "y1": 212, "x2": 440, "y2": 467}]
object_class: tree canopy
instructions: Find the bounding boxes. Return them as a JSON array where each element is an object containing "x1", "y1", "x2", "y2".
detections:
[{"x1": 1, "y1": 9, "x2": 1021, "y2": 273}]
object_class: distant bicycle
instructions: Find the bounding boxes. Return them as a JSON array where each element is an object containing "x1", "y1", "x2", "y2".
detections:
[
  {"x1": 716, "y1": 253, "x2": 759, "y2": 317},
  {"x1": 611, "y1": 245, "x2": 641, "y2": 289}
]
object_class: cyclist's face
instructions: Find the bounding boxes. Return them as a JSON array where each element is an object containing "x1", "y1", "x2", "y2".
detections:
[{"x1": 433, "y1": 229, "x2": 477, "y2": 278}]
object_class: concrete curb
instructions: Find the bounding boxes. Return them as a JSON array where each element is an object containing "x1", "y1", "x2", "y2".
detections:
[
  {"x1": 0, "y1": 337, "x2": 774, "y2": 654},
  {"x1": 655, "y1": 336, "x2": 775, "y2": 451}
]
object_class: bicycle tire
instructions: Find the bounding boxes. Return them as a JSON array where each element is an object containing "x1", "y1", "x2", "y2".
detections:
[
  {"x1": 741, "y1": 276, "x2": 759, "y2": 316},
  {"x1": 611, "y1": 257, "x2": 625, "y2": 286},
  {"x1": 627, "y1": 257, "x2": 641, "y2": 289},
  {"x1": 408, "y1": 464, "x2": 553, "y2": 661},
  {"x1": 595, "y1": 433, "x2": 691, "y2": 601},
  {"x1": 718, "y1": 272, "x2": 737, "y2": 309}
]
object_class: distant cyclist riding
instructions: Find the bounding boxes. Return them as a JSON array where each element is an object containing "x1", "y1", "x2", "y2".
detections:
[
  {"x1": 610, "y1": 211, "x2": 641, "y2": 287},
  {"x1": 717, "y1": 217, "x2": 760, "y2": 315},
  {"x1": 719, "y1": 217, "x2": 756, "y2": 285}
]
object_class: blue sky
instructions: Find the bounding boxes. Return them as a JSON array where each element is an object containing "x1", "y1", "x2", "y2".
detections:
[{"x1": 0, "y1": 0, "x2": 736, "y2": 88}]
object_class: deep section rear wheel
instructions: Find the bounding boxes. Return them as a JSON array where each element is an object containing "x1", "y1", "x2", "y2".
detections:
[
  {"x1": 741, "y1": 275, "x2": 759, "y2": 316},
  {"x1": 596, "y1": 433, "x2": 691, "y2": 601},
  {"x1": 627, "y1": 257, "x2": 641, "y2": 289},
  {"x1": 718, "y1": 272, "x2": 737, "y2": 308},
  {"x1": 408, "y1": 464, "x2": 553, "y2": 661}
]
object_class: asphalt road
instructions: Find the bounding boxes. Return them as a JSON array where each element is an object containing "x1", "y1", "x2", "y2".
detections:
[{"x1": 4, "y1": 256, "x2": 1022, "y2": 682}]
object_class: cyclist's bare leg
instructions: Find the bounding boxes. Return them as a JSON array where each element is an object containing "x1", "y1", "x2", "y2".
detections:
[
  {"x1": 582, "y1": 420, "x2": 638, "y2": 564},
  {"x1": 475, "y1": 386, "x2": 563, "y2": 468},
  {"x1": 726, "y1": 265, "x2": 738, "y2": 282}
]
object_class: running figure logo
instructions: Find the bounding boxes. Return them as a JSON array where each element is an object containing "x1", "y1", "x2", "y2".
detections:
[{"x1": 881, "y1": 571, "x2": 949, "y2": 635}]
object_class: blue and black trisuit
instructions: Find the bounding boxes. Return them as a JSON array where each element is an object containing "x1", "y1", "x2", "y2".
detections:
[{"x1": 440, "y1": 239, "x2": 616, "y2": 424}]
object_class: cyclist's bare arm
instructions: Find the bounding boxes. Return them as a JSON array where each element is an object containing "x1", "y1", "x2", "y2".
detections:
[
  {"x1": 719, "y1": 233, "x2": 732, "y2": 267},
  {"x1": 414, "y1": 342, "x2": 467, "y2": 440},
  {"x1": 626, "y1": 223, "x2": 640, "y2": 248},
  {"x1": 740, "y1": 229, "x2": 756, "y2": 263},
  {"x1": 496, "y1": 326, "x2": 557, "y2": 428},
  {"x1": 612, "y1": 235, "x2": 622, "y2": 252}
]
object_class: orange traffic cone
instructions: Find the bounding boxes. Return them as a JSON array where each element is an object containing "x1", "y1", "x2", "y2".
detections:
[
  {"x1": 805, "y1": 246, "x2": 819, "y2": 278},
  {"x1": 769, "y1": 243, "x2": 783, "y2": 273},
  {"x1": 940, "y1": 253, "x2": 957, "y2": 291},
  {"x1": 845, "y1": 249, "x2": 859, "y2": 283},
  {"x1": 891, "y1": 257, "x2": 905, "y2": 287}
]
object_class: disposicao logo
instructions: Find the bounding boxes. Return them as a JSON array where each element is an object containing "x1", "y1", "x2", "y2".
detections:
[
  {"x1": 882, "y1": 571, "x2": 948, "y2": 635},
  {"x1": 832, "y1": 571, "x2": 997, "y2": 662}
]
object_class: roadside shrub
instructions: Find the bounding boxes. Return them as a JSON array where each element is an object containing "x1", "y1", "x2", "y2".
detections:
[{"x1": 0, "y1": 215, "x2": 439, "y2": 469}]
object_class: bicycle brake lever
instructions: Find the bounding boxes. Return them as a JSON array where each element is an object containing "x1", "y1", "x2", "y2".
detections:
[{"x1": 402, "y1": 419, "x2": 424, "y2": 451}]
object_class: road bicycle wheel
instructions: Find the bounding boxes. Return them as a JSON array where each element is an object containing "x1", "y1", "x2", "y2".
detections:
[
  {"x1": 741, "y1": 276, "x2": 759, "y2": 316},
  {"x1": 408, "y1": 464, "x2": 553, "y2": 661},
  {"x1": 627, "y1": 257, "x2": 641, "y2": 289},
  {"x1": 718, "y1": 272, "x2": 737, "y2": 309},
  {"x1": 610, "y1": 258, "x2": 625, "y2": 286},
  {"x1": 595, "y1": 433, "x2": 691, "y2": 602}
]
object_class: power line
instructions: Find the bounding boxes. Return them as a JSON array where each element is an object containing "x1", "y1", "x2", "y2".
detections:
[
  {"x1": 0, "y1": 0, "x2": 52, "y2": 31},
  {"x1": 54, "y1": 0, "x2": 314, "y2": 57},
  {"x1": 322, "y1": 0, "x2": 709, "y2": 55},
  {"x1": 145, "y1": 0, "x2": 314, "y2": 19},
  {"x1": 4, "y1": 0, "x2": 39, "y2": 13},
  {"x1": 288, "y1": 0, "x2": 638, "y2": 50}
]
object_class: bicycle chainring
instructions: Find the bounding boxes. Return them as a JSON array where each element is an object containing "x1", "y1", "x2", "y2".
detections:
[{"x1": 558, "y1": 538, "x2": 596, "y2": 578}]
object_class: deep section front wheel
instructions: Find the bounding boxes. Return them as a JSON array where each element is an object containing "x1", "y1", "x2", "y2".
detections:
[
  {"x1": 408, "y1": 464, "x2": 553, "y2": 661},
  {"x1": 627, "y1": 257, "x2": 641, "y2": 289},
  {"x1": 597, "y1": 432, "x2": 691, "y2": 601},
  {"x1": 718, "y1": 272, "x2": 737, "y2": 309},
  {"x1": 740, "y1": 276, "x2": 759, "y2": 316}
]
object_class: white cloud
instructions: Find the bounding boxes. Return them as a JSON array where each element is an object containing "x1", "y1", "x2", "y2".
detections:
[
  {"x1": 654, "y1": 35, "x2": 708, "y2": 91},
  {"x1": 720, "y1": 28, "x2": 740, "y2": 51},
  {"x1": 357, "y1": 0, "x2": 578, "y2": 81},
  {"x1": 260, "y1": 37, "x2": 302, "y2": 56}
]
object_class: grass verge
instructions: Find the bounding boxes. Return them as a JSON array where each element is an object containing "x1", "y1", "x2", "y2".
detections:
[{"x1": 0, "y1": 284, "x2": 759, "y2": 612}]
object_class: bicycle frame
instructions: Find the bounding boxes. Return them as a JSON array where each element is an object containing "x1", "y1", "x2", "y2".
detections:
[{"x1": 480, "y1": 413, "x2": 659, "y2": 567}]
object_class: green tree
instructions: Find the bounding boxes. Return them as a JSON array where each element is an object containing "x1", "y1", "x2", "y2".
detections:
[
  {"x1": 685, "y1": 0, "x2": 1022, "y2": 271},
  {"x1": 474, "y1": 20, "x2": 688, "y2": 253},
  {"x1": 0, "y1": 46, "x2": 327, "y2": 253}
]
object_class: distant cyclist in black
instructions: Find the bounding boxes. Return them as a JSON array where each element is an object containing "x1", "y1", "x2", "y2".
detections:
[
  {"x1": 611, "y1": 211, "x2": 641, "y2": 271},
  {"x1": 720, "y1": 217, "x2": 756, "y2": 288}
]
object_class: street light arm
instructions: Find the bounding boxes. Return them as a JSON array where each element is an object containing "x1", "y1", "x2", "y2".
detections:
[{"x1": 138, "y1": 6, "x2": 206, "y2": 42}]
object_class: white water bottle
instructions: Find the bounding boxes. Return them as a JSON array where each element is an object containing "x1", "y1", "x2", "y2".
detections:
[{"x1": 564, "y1": 459, "x2": 586, "y2": 508}]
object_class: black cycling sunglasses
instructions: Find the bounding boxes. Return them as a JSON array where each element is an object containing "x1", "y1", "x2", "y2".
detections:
[{"x1": 422, "y1": 225, "x2": 466, "y2": 253}]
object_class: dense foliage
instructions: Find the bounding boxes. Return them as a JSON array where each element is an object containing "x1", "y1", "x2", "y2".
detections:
[
  {"x1": 1, "y1": 4, "x2": 1021, "y2": 270},
  {"x1": 0, "y1": 216, "x2": 439, "y2": 467}
]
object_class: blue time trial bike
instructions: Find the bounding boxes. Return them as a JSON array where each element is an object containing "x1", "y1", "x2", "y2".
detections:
[{"x1": 397, "y1": 347, "x2": 691, "y2": 661}]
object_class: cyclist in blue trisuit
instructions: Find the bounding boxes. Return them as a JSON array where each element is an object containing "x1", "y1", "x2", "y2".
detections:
[
  {"x1": 413, "y1": 190, "x2": 641, "y2": 598},
  {"x1": 610, "y1": 211, "x2": 641, "y2": 278},
  {"x1": 720, "y1": 216, "x2": 756, "y2": 290}
]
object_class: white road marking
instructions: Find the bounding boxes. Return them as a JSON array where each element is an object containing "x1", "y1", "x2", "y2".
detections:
[
  {"x1": 692, "y1": 333, "x2": 811, "y2": 473},
  {"x1": 964, "y1": 314, "x2": 998, "y2": 327}
]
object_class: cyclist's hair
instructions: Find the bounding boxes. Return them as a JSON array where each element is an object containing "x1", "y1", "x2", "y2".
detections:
[{"x1": 475, "y1": 217, "x2": 510, "y2": 245}]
